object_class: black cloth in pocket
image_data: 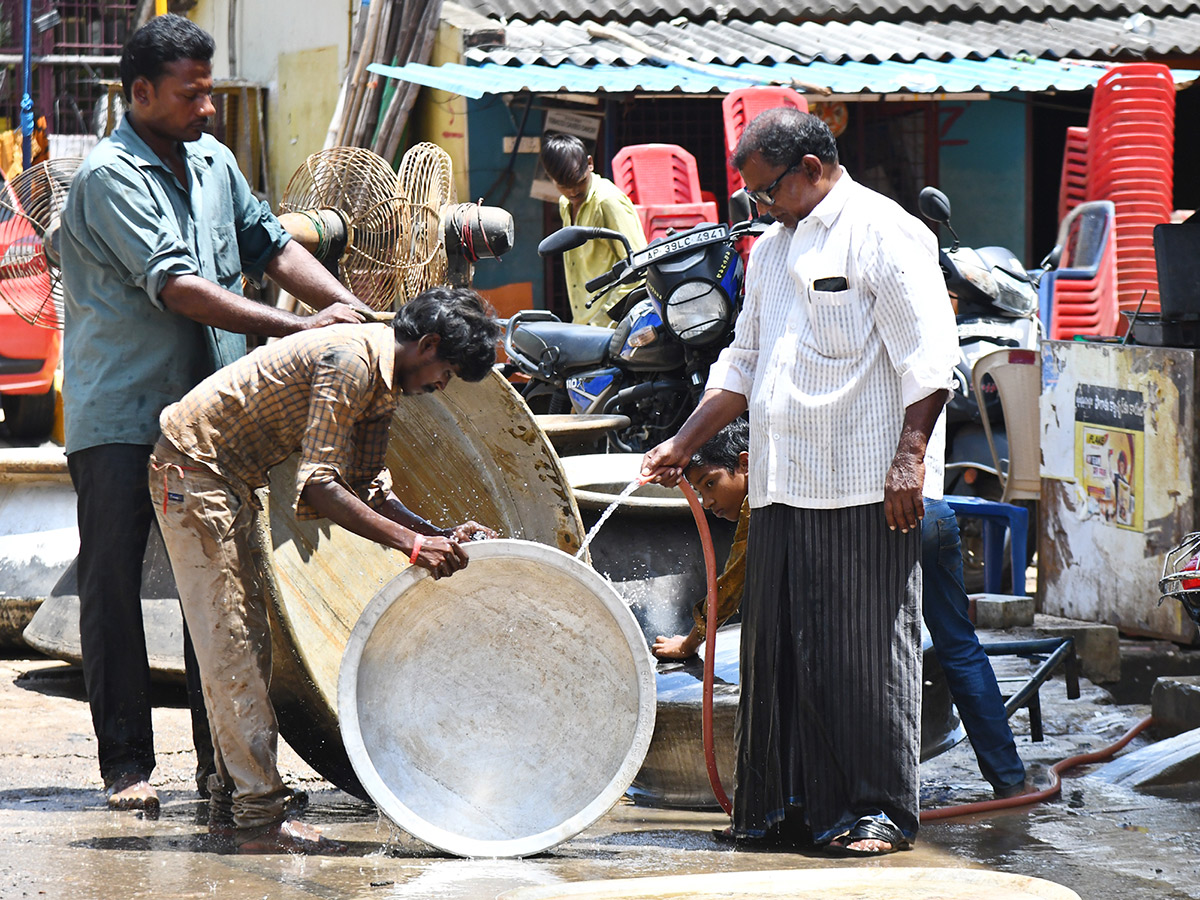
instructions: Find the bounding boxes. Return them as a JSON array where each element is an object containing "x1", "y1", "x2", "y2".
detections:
[{"x1": 813, "y1": 276, "x2": 849, "y2": 292}]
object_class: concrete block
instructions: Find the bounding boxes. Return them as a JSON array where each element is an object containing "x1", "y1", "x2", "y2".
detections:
[
  {"x1": 970, "y1": 593, "x2": 1035, "y2": 629},
  {"x1": 1034, "y1": 614, "x2": 1121, "y2": 684},
  {"x1": 1151, "y1": 676, "x2": 1200, "y2": 735}
]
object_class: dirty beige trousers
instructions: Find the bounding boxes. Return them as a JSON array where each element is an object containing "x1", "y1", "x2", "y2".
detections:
[{"x1": 149, "y1": 439, "x2": 291, "y2": 831}]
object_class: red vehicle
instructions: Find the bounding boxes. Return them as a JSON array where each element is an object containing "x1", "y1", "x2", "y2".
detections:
[{"x1": 0, "y1": 191, "x2": 59, "y2": 441}]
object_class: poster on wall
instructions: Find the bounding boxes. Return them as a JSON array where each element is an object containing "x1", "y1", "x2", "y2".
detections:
[{"x1": 1074, "y1": 384, "x2": 1145, "y2": 532}]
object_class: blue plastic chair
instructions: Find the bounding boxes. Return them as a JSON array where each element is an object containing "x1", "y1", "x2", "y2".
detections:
[{"x1": 944, "y1": 494, "x2": 1029, "y2": 595}]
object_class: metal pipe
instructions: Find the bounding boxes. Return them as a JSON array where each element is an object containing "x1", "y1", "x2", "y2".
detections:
[
  {"x1": 21, "y1": 0, "x2": 33, "y2": 169},
  {"x1": 0, "y1": 54, "x2": 121, "y2": 65}
]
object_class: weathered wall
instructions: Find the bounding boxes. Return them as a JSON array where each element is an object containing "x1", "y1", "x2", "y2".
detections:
[
  {"x1": 189, "y1": 0, "x2": 353, "y2": 202},
  {"x1": 1040, "y1": 340, "x2": 1200, "y2": 642}
]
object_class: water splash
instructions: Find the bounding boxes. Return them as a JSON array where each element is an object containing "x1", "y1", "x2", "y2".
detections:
[{"x1": 576, "y1": 478, "x2": 643, "y2": 560}]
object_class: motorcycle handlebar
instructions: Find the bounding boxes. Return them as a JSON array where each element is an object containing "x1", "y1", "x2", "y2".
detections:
[{"x1": 585, "y1": 265, "x2": 623, "y2": 293}]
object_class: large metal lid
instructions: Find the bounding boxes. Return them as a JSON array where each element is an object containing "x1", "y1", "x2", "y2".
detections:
[
  {"x1": 338, "y1": 538, "x2": 657, "y2": 858},
  {"x1": 498, "y1": 867, "x2": 1082, "y2": 899}
]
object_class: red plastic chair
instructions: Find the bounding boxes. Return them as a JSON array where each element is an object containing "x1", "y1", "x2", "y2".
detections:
[
  {"x1": 1081, "y1": 63, "x2": 1175, "y2": 315},
  {"x1": 612, "y1": 143, "x2": 719, "y2": 242},
  {"x1": 721, "y1": 87, "x2": 809, "y2": 198},
  {"x1": 612, "y1": 143, "x2": 705, "y2": 206},
  {"x1": 1058, "y1": 126, "x2": 1088, "y2": 221}
]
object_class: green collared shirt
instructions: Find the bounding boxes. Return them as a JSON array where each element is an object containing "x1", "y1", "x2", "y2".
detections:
[{"x1": 61, "y1": 114, "x2": 290, "y2": 453}]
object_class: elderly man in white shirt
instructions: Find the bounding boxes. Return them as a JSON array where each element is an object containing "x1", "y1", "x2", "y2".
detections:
[{"x1": 642, "y1": 108, "x2": 957, "y2": 858}]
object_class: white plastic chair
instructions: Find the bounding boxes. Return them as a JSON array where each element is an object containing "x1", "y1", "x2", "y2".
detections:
[{"x1": 972, "y1": 347, "x2": 1042, "y2": 503}]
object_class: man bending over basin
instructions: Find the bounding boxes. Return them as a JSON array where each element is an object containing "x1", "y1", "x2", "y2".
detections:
[{"x1": 149, "y1": 287, "x2": 501, "y2": 854}]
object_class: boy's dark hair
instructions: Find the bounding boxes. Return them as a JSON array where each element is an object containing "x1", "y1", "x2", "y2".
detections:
[
  {"x1": 392, "y1": 286, "x2": 502, "y2": 382},
  {"x1": 688, "y1": 418, "x2": 750, "y2": 474},
  {"x1": 120, "y1": 14, "x2": 215, "y2": 102},
  {"x1": 540, "y1": 132, "x2": 590, "y2": 185},
  {"x1": 731, "y1": 107, "x2": 839, "y2": 171}
]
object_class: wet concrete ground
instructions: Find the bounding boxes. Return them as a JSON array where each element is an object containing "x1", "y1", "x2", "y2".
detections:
[{"x1": 3, "y1": 644, "x2": 1200, "y2": 900}]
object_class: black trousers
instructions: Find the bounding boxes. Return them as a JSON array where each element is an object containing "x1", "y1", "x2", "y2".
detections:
[
  {"x1": 734, "y1": 503, "x2": 922, "y2": 843},
  {"x1": 68, "y1": 443, "x2": 212, "y2": 788}
]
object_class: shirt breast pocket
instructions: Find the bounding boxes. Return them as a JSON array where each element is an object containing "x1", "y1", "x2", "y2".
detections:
[
  {"x1": 806, "y1": 285, "x2": 870, "y2": 358},
  {"x1": 212, "y1": 223, "x2": 242, "y2": 290}
]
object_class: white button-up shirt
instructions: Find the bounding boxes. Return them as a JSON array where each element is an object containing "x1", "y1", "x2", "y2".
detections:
[{"x1": 707, "y1": 169, "x2": 958, "y2": 510}]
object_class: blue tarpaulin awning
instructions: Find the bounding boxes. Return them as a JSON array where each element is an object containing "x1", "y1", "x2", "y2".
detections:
[{"x1": 369, "y1": 57, "x2": 1197, "y2": 99}]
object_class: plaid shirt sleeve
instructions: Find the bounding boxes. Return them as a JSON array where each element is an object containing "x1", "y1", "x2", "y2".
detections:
[{"x1": 294, "y1": 344, "x2": 394, "y2": 520}]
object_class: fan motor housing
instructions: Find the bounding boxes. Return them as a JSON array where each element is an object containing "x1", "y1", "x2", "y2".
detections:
[{"x1": 442, "y1": 203, "x2": 514, "y2": 262}]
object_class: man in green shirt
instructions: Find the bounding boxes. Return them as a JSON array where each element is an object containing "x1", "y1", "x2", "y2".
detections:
[{"x1": 541, "y1": 133, "x2": 647, "y2": 327}]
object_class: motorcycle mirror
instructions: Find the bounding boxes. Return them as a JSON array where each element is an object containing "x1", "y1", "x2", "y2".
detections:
[
  {"x1": 1040, "y1": 244, "x2": 1064, "y2": 271},
  {"x1": 538, "y1": 226, "x2": 631, "y2": 257},
  {"x1": 918, "y1": 186, "x2": 952, "y2": 225},
  {"x1": 729, "y1": 189, "x2": 754, "y2": 224}
]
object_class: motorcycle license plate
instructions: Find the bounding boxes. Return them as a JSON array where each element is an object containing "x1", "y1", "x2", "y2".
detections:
[{"x1": 629, "y1": 225, "x2": 729, "y2": 268}]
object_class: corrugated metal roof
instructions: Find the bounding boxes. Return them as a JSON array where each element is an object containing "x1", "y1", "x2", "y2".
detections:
[
  {"x1": 369, "y1": 57, "x2": 1197, "y2": 100},
  {"x1": 465, "y1": 11, "x2": 1200, "y2": 66},
  {"x1": 454, "y1": 0, "x2": 1200, "y2": 25}
]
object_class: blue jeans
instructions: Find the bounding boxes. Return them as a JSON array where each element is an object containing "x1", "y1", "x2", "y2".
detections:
[{"x1": 922, "y1": 498, "x2": 1026, "y2": 792}]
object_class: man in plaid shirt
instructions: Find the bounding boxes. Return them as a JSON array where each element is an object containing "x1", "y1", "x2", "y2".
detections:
[{"x1": 149, "y1": 287, "x2": 502, "y2": 853}]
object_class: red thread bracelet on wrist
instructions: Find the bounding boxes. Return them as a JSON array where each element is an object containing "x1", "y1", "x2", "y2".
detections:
[{"x1": 409, "y1": 534, "x2": 424, "y2": 565}]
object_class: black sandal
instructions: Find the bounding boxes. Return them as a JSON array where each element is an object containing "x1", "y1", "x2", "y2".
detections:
[{"x1": 823, "y1": 817, "x2": 911, "y2": 857}]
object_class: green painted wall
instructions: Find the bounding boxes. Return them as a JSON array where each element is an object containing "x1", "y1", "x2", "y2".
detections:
[{"x1": 937, "y1": 97, "x2": 1030, "y2": 264}]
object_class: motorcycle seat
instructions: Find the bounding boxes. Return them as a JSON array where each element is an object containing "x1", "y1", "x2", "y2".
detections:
[{"x1": 510, "y1": 321, "x2": 613, "y2": 371}]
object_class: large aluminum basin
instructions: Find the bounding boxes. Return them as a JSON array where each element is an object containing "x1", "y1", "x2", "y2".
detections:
[{"x1": 339, "y1": 539, "x2": 656, "y2": 858}]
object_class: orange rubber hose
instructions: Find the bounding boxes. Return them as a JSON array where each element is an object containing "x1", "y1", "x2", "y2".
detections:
[
  {"x1": 676, "y1": 477, "x2": 734, "y2": 816},
  {"x1": 920, "y1": 715, "x2": 1155, "y2": 821}
]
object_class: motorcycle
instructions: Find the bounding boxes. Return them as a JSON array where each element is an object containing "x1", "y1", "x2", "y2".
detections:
[
  {"x1": 918, "y1": 186, "x2": 1042, "y2": 590},
  {"x1": 503, "y1": 211, "x2": 767, "y2": 451}
]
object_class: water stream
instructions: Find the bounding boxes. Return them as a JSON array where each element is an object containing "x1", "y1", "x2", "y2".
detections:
[{"x1": 575, "y1": 478, "x2": 644, "y2": 560}]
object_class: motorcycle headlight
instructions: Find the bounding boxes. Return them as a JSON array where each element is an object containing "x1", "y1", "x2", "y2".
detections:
[
  {"x1": 663, "y1": 280, "x2": 732, "y2": 346},
  {"x1": 991, "y1": 267, "x2": 1038, "y2": 316}
]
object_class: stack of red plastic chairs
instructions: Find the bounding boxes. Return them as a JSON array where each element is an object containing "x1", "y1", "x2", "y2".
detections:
[
  {"x1": 1057, "y1": 126, "x2": 1088, "y2": 223},
  {"x1": 611, "y1": 144, "x2": 719, "y2": 242},
  {"x1": 1084, "y1": 63, "x2": 1175, "y2": 317}
]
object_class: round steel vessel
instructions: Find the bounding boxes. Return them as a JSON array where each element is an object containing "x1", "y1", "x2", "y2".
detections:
[{"x1": 339, "y1": 539, "x2": 657, "y2": 858}]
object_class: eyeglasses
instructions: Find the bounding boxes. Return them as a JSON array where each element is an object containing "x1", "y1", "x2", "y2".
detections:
[{"x1": 747, "y1": 162, "x2": 800, "y2": 207}]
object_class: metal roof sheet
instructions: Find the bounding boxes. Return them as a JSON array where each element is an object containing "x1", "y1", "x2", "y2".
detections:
[
  {"x1": 464, "y1": 11, "x2": 1200, "y2": 66},
  {"x1": 454, "y1": 0, "x2": 1200, "y2": 25},
  {"x1": 369, "y1": 57, "x2": 1197, "y2": 100}
]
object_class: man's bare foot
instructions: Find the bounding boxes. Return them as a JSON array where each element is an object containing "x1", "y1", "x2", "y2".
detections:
[
  {"x1": 106, "y1": 773, "x2": 159, "y2": 818},
  {"x1": 235, "y1": 820, "x2": 347, "y2": 855}
]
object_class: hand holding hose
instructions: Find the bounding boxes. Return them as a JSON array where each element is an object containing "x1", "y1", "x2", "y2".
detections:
[{"x1": 640, "y1": 436, "x2": 693, "y2": 487}]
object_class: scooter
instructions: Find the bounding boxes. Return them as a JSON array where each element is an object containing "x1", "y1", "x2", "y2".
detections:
[
  {"x1": 503, "y1": 211, "x2": 767, "y2": 452},
  {"x1": 918, "y1": 187, "x2": 1042, "y2": 589}
]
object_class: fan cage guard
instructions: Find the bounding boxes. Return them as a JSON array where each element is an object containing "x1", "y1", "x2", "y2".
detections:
[
  {"x1": 280, "y1": 144, "x2": 457, "y2": 312},
  {"x1": 0, "y1": 157, "x2": 82, "y2": 330}
]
